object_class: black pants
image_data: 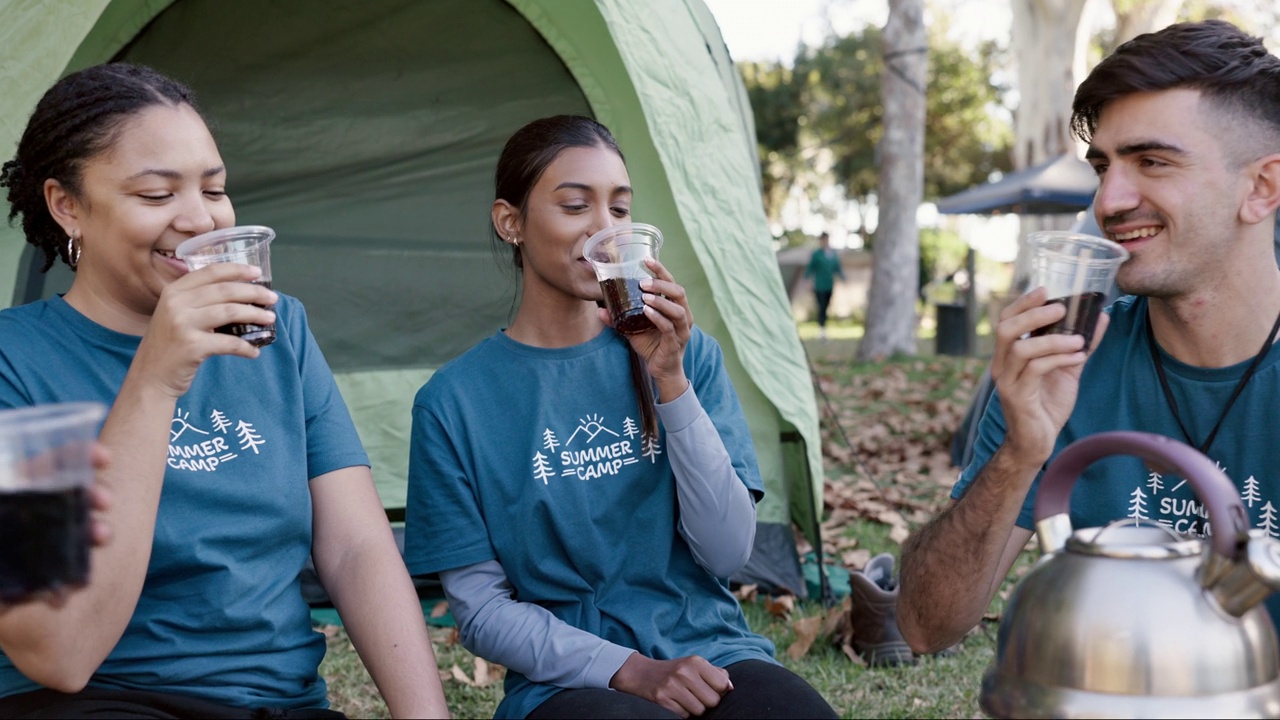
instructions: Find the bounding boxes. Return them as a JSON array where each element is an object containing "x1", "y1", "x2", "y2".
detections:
[
  {"x1": 814, "y1": 290, "x2": 834, "y2": 328},
  {"x1": 0, "y1": 687, "x2": 347, "y2": 720},
  {"x1": 527, "y1": 659, "x2": 838, "y2": 719}
]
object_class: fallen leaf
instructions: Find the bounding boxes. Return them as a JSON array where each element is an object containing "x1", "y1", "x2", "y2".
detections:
[
  {"x1": 474, "y1": 657, "x2": 492, "y2": 686},
  {"x1": 889, "y1": 524, "x2": 911, "y2": 544},
  {"x1": 843, "y1": 548, "x2": 872, "y2": 570},
  {"x1": 820, "y1": 596, "x2": 852, "y2": 640},
  {"x1": 319, "y1": 624, "x2": 340, "y2": 638},
  {"x1": 734, "y1": 584, "x2": 758, "y2": 602},
  {"x1": 787, "y1": 615, "x2": 823, "y2": 660},
  {"x1": 430, "y1": 600, "x2": 449, "y2": 619},
  {"x1": 841, "y1": 642, "x2": 867, "y2": 666},
  {"x1": 449, "y1": 664, "x2": 475, "y2": 686},
  {"x1": 764, "y1": 594, "x2": 795, "y2": 618}
]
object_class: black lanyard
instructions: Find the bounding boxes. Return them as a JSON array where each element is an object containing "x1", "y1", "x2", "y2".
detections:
[{"x1": 1146, "y1": 305, "x2": 1280, "y2": 455}]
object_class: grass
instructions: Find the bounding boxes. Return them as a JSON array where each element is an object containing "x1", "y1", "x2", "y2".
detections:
[
  {"x1": 318, "y1": 349, "x2": 1027, "y2": 719},
  {"x1": 319, "y1": 607, "x2": 1001, "y2": 720}
]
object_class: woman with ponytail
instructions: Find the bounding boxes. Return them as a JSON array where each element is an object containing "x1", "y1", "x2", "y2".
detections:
[{"x1": 404, "y1": 115, "x2": 835, "y2": 720}]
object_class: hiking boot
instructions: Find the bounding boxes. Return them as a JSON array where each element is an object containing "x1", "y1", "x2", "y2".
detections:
[{"x1": 847, "y1": 553, "x2": 916, "y2": 667}]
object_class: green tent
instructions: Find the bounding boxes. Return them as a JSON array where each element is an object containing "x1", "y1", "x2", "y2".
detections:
[{"x1": 0, "y1": 0, "x2": 824, "y2": 596}]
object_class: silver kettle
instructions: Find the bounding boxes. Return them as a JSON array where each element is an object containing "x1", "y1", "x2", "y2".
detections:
[{"x1": 982, "y1": 431, "x2": 1280, "y2": 718}]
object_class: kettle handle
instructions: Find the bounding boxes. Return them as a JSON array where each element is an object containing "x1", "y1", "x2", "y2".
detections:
[{"x1": 1034, "y1": 431, "x2": 1249, "y2": 559}]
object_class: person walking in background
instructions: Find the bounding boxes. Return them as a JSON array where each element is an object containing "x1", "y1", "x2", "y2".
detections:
[{"x1": 804, "y1": 232, "x2": 844, "y2": 339}]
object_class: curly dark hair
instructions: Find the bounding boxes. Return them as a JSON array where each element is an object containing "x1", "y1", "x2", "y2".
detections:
[
  {"x1": 0, "y1": 62, "x2": 203, "y2": 272},
  {"x1": 492, "y1": 115, "x2": 623, "y2": 270},
  {"x1": 1071, "y1": 19, "x2": 1280, "y2": 158}
]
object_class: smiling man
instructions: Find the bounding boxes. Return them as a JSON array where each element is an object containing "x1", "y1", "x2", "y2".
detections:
[{"x1": 896, "y1": 19, "x2": 1280, "y2": 653}]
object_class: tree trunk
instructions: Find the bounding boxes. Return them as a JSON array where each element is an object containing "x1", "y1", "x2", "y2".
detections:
[
  {"x1": 859, "y1": 0, "x2": 926, "y2": 360},
  {"x1": 1008, "y1": 0, "x2": 1092, "y2": 289},
  {"x1": 1108, "y1": 0, "x2": 1183, "y2": 54}
]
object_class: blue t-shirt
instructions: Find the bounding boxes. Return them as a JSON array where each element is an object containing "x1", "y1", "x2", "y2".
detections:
[
  {"x1": 954, "y1": 295, "x2": 1280, "y2": 623},
  {"x1": 404, "y1": 327, "x2": 776, "y2": 719},
  {"x1": 0, "y1": 294, "x2": 368, "y2": 709}
]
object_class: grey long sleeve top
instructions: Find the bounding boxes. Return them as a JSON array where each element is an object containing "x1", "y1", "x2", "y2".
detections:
[{"x1": 438, "y1": 382, "x2": 757, "y2": 689}]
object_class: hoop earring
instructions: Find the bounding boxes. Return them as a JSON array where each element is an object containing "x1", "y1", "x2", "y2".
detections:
[{"x1": 66, "y1": 234, "x2": 81, "y2": 270}]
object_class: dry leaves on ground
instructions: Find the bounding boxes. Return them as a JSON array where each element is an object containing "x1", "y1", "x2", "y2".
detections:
[
  {"x1": 780, "y1": 356, "x2": 988, "y2": 658},
  {"x1": 441, "y1": 657, "x2": 506, "y2": 687},
  {"x1": 802, "y1": 357, "x2": 985, "y2": 564}
]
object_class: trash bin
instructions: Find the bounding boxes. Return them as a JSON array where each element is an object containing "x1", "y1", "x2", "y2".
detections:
[{"x1": 935, "y1": 302, "x2": 969, "y2": 356}]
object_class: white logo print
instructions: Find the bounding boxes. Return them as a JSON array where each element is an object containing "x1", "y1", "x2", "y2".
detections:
[
  {"x1": 530, "y1": 412, "x2": 656, "y2": 484},
  {"x1": 166, "y1": 406, "x2": 267, "y2": 472},
  {"x1": 1125, "y1": 460, "x2": 1280, "y2": 538}
]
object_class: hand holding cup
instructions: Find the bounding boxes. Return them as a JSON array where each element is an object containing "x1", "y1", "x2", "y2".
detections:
[
  {"x1": 0, "y1": 403, "x2": 106, "y2": 606},
  {"x1": 175, "y1": 225, "x2": 278, "y2": 348},
  {"x1": 1026, "y1": 231, "x2": 1128, "y2": 347}
]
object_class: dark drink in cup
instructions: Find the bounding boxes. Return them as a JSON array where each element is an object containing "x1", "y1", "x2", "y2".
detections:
[
  {"x1": 600, "y1": 277, "x2": 654, "y2": 335},
  {"x1": 0, "y1": 402, "x2": 104, "y2": 603},
  {"x1": 1030, "y1": 291, "x2": 1108, "y2": 347},
  {"x1": 0, "y1": 485, "x2": 90, "y2": 602},
  {"x1": 584, "y1": 223, "x2": 664, "y2": 336},
  {"x1": 176, "y1": 226, "x2": 277, "y2": 347},
  {"x1": 215, "y1": 279, "x2": 275, "y2": 347}
]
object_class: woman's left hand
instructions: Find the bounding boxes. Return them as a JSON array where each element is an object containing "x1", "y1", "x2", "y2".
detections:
[{"x1": 600, "y1": 257, "x2": 692, "y2": 402}]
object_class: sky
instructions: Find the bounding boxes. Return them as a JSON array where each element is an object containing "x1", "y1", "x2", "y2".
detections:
[
  {"x1": 701, "y1": 0, "x2": 1011, "y2": 66},
  {"x1": 702, "y1": 0, "x2": 1277, "y2": 67}
]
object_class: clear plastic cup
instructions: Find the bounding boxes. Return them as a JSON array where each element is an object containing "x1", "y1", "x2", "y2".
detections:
[
  {"x1": 583, "y1": 223, "x2": 664, "y2": 335},
  {"x1": 1028, "y1": 231, "x2": 1129, "y2": 347},
  {"x1": 175, "y1": 225, "x2": 277, "y2": 347},
  {"x1": 0, "y1": 402, "x2": 107, "y2": 602}
]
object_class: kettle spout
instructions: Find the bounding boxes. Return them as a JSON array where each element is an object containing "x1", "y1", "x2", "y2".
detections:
[{"x1": 1208, "y1": 531, "x2": 1280, "y2": 618}]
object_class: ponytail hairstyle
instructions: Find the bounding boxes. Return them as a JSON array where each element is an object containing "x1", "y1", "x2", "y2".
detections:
[
  {"x1": 491, "y1": 115, "x2": 623, "y2": 269},
  {"x1": 490, "y1": 116, "x2": 658, "y2": 441}
]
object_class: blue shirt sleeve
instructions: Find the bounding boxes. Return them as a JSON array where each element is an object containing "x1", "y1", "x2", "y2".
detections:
[
  {"x1": 403, "y1": 383, "x2": 496, "y2": 576},
  {"x1": 950, "y1": 389, "x2": 1040, "y2": 530},
  {"x1": 278, "y1": 297, "x2": 370, "y2": 479}
]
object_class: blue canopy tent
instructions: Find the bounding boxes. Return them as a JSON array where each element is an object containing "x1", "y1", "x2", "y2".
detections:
[{"x1": 935, "y1": 153, "x2": 1097, "y2": 216}]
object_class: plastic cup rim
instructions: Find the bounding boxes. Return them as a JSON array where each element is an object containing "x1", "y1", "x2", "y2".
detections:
[
  {"x1": 175, "y1": 224, "x2": 276, "y2": 260},
  {"x1": 583, "y1": 222, "x2": 664, "y2": 260},
  {"x1": 0, "y1": 402, "x2": 107, "y2": 436},
  {"x1": 1028, "y1": 231, "x2": 1129, "y2": 263}
]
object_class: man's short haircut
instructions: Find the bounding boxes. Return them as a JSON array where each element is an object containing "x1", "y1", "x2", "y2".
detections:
[{"x1": 1071, "y1": 19, "x2": 1280, "y2": 157}]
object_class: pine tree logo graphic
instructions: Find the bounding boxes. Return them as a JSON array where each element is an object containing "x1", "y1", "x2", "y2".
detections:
[
  {"x1": 210, "y1": 409, "x2": 233, "y2": 434},
  {"x1": 532, "y1": 451, "x2": 555, "y2": 485},
  {"x1": 1242, "y1": 476, "x2": 1262, "y2": 509},
  {"x1": 1127, "y1": 487, "x2": 1149, "y2": 523},
  {"x1": 236, "y1": 420, "x2": 266, "y2": 454},
  {"x1": 622, "y1": 417, "x2": 640, "y2": 439},
  {"x1": 542, "y1": 428, "x2": 560, "y2": 452},
  {"x1": 1260, "y1": 502, "x2": 1280, "y2": 538},
  {"x1": 642, "y1": 434, "x2": 662, "y2": 464},
  {"x1": 1145, "y1": 471, "x2": 1163, "y2": 495}
]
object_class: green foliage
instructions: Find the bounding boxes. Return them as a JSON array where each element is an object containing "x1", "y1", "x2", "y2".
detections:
[
  {"x1": 740, "y1": 14, "x2": 1014, "y2": 228},
  {"x1": 919, "y1": 226, "x2": 970, "y2": 298},
  {"x1": 741, "y1": 61, "x2": 808, "y2": 226}
]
